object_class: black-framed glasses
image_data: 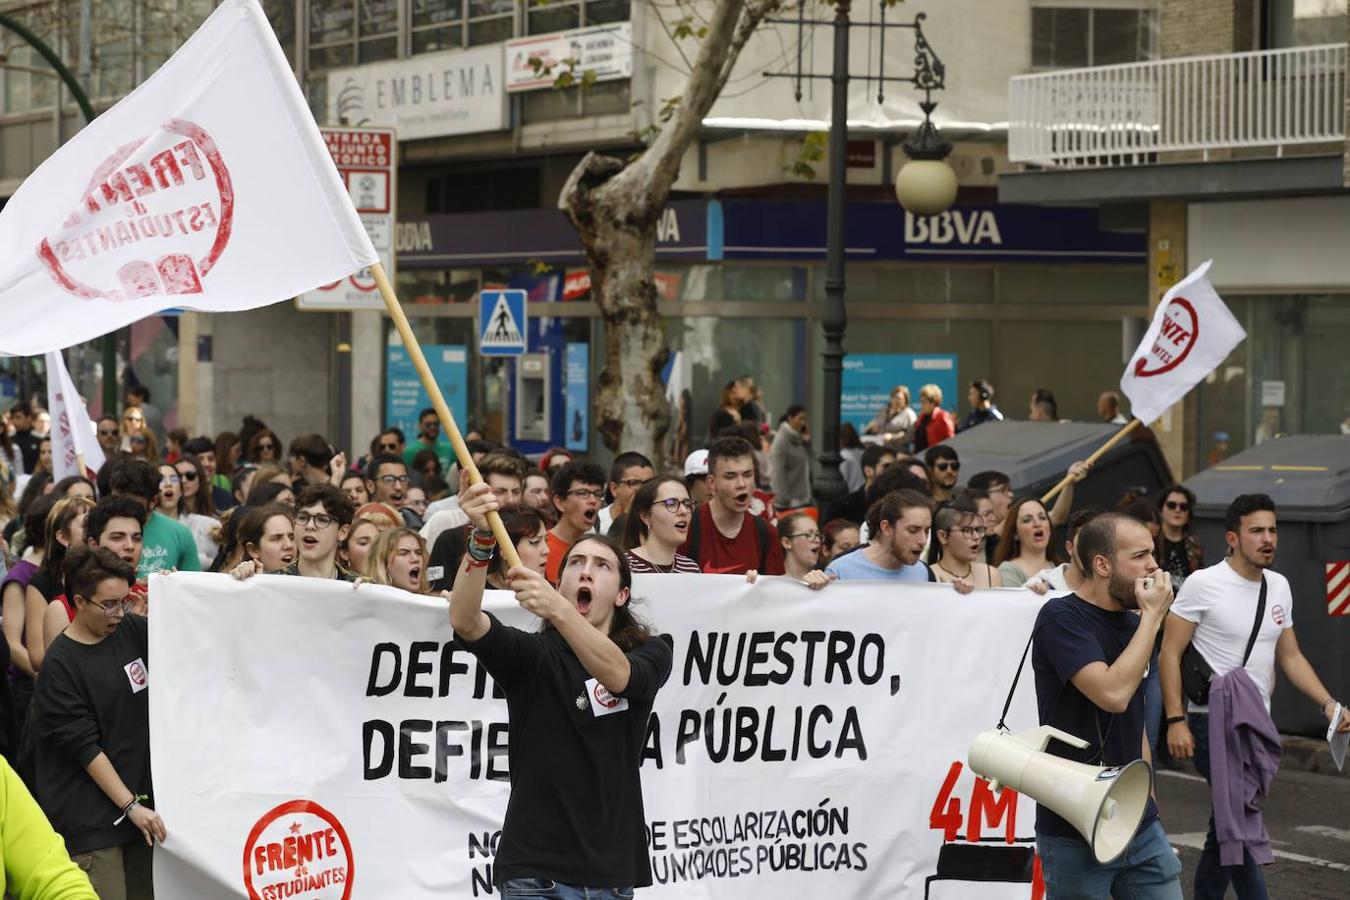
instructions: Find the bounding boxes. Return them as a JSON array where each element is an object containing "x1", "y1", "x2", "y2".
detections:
[
  {"x1": 789, "y1": 531, "x2": 822, "y2": 542},
  {"x1": 615, "y1": 478, "x2": 649, "y2": 489},
  {"x1": 957, "y1": 525, "x2": 988, "y2": 539},
  {"x1": 376, "y1": 474, "x2": 410, "y2": 486},
  {"x1": 566, "y1": 488, "x2": 603, "y2": 500},
  {"x1": 295, "y1": 511, "x2": 336, "y2": 529},
  {"x1": 933, "y1": 461, "x2": 960, "y2": 472},
  {"x1": 89, "y1": 597, "x2": 133, "y2": 618},
  {"x1": 1165, "y1": 501, "x2": 1190, "y2": 512},
  {"x1": 657, "y1": 498, "x2": 696, "y2": 513}
]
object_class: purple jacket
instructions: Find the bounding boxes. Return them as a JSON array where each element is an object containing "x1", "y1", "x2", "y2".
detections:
[{"x1": 1207, "y1": 667, "x2": 1282, "y2": 866}]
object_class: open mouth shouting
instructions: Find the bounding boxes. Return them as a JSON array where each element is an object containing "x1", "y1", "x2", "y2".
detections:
[
  {"x1": 575, "y1": 586, "x2": 594, "y2": 617},
  {"x1": 301, "y1": 534, "x2": 320, "y2": 554},
  {"x1": 407, "y1": 564, "x2": 422, "y2": 585},
  {"x1": 583, "y1": 509, "x2": 597, "y2": 525},
  {"x1": 1030, "y1": 528, "x2": 1048, "y2": 545},
  {"x1": 733, "y1": 491, "x2": 751, "y2": 511}
]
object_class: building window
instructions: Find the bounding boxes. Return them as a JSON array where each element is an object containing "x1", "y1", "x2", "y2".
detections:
[
  {"x1": 1262, "y1": 0, "x2": 1349, "y2": 49},
  {"x1": 1, "y1": 6, "x2": 59, "y2": 113},
  {"x1": 525, "y1": 0, "x2": 631, "y2": 35},
  {"x1": 309, "y1": 0, "x2": 399, "y2": 69},
  {"x1": 410, "y1": 0, "x2": 463, "y2": 54},
  {"x1": 1031, "y1": 5, "x2": 1158, "y2": 69}
]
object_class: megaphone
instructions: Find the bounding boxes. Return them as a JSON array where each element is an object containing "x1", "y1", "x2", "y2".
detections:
[{"x1": 969, "y1": 726, "x2": 1152, "y2": 864}]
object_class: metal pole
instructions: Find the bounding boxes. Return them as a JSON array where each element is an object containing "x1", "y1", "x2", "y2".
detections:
[{"x1": 814, "y1": 1, "x2": 851, "y2": 507}]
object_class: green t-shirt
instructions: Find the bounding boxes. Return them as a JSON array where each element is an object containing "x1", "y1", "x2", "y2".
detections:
[
  {"x1": 137, "y1": 511, "x2": 203, "y2": 581},
  {"x1": 403, "y1": 438, "x2": 453, "y2": 474}
]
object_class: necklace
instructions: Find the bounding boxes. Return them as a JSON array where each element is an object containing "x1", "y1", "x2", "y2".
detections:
[
  {"x1": 635, "y1": 548, "x2": 676, "y2": 574},
  {"x1": 935, "y1": 560, "x2": 974, "y2": 580}
]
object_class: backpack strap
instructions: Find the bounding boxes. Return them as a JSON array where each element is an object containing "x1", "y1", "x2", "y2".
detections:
[
  {"x1": 753, "y1": 515, "x2": 771, "y2": 570},
  {"x1": 688, "y1": 511, "x2": 702, "y2": 567}
]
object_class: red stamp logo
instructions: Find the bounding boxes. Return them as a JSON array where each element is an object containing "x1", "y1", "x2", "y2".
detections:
[
  {"x1": 127, "y1": 661, "x2": 146, "y2": 686},
  {"x1": 592, "y1": 682, "x2": 620, "y2": 710},
  {"x1": 242, "y1": 800, "x2": 353, "y2": 900},
  {"x1": 1271, "y1": 604, "x2": 1286, "y2": 626},
  {"x1": 37, "y1": 119, "x2": 234, "y2": 302},
  {"x1": 1134, "y1": 297, "x2": 1199, "y2": 378}
]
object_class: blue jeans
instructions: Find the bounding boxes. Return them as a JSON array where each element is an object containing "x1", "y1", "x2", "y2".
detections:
[
  {"x1": 1189, "y1": 712, "x2": 1270, "y2": 900},
  {"x1": 502, "y1": 879, "x2": 634, "y2": 899},
  {"x1": 1037, "y1": 819, "x2": 1182, "y2": 899}
]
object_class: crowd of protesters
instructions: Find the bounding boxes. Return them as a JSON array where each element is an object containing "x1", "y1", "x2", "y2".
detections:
[{"x1": 0, "y1": 373, "x2": 1342, "y2": 899}]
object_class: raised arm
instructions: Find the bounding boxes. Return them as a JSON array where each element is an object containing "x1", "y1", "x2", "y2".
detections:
[
  {"x1": 447, "y1": 478, "x2": 495, "y2": 642},
  {"x1": 1049, "y1": 460, "x2": 1091, "y2": 527}
]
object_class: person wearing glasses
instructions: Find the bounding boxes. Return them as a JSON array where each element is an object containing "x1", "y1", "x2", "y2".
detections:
[
  {"x1": 924, "y1": 445, "x2": 961, "y2": 504},
  {"x1": 929, "y1": 501, "x2": 1001, "y2": 589},
  {"x1": 1156, "y1": 484, "x2": 1204, "y2": 586},
  {"x1": 363, "y1": 453, "x2": 410, "y2": 518},
  {"x1": 596, "y1": 452, "x2": 654, "y2": 538},
  {"x1": 621, "y1": 477, "x2": 700, "y2": 574},
  {"x1": 282, "y1": 484, "x2": 355, "y2": 581},
  {"x1": 545, "y1": 460, "x2": 607, "y2": 584},
  {"x1": 246, "y1": 429, "x2": 282, "y2": 466},
  {"x1": 117, "y1": 407, "x2": 146, "y2": 453},
  {"x1": 105, "y1": 457, "x2": 200, "y2": 583},
  {"x1": 776, "y1": 513, "x2": 834, "y2": 590},
  {"x1": 31, "y1": 545, "x2": 166, "y2": 898},
  {"x1": 95, "y1": 416, "x2": 121, "y2": 458}
]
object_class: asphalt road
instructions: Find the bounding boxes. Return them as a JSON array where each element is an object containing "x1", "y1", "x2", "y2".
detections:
[{"x1": 1156, "y1": 763, "x2": 1349, "y2": 899}]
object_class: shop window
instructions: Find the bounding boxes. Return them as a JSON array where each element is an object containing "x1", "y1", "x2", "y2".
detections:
[
  {"x1": 683, "y1": 266, "x2": 807, "y2": 303},
  {"x1": 998, "y1": 265, "x2": 1144, "y2": 306},
  {"x1": 1031, "y1": 4, "x2": 1158, "y2": 69},
  {"x1": 521, "y1": 80, "x2": 631, "y2": 123},
  {"x1": 426, "y1": 166, "x2": 542, "y2": 213},
  {"x1": 997, "y1": 320, "x2": 1123, "y2": 422},
  {"x1": 812, "y1": 264, "x2": 995, "y2": 304},
  {"x1": 398, "y1": 268, "x2": 480, "y2": 305}
]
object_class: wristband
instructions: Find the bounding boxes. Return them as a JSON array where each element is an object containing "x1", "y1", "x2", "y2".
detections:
[
  {"x1": 464, "y1": 556, "x2": 491, "y2": 571},
  {"x1": 471, "y1": 528, "x2": 496, "y2": 545},
  {"x1": 1165, "y1": 716, "x2": 1186, "y2": 726},
  {"x1": 466, "y1": 541, "x2": 495, "y2": 563}
]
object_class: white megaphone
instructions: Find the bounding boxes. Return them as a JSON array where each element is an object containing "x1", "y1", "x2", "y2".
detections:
[{"x1": 969, "y1": 726, "x2": 1152, "y2": 864}]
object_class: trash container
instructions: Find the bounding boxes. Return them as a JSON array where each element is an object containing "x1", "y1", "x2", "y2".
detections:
[
  {"x1": 947, "y1": 420, "x2": 1173, "y2": 512},
  {"x1": 1184, "y1": 434, "x2": 1350, "y2": 737}
]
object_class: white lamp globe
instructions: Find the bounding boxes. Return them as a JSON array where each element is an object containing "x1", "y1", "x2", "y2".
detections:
[{"x1": 895, "y1": 158, "x2": 958, "y2": 216}]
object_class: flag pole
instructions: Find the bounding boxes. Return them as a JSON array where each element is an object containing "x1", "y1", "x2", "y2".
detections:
[
  {"x1": 370, "y1": 263, "x2": 523, "y2": 571},
  {"x1": 1040, "y1": 418, "x2": 1143, "y2": 505}
]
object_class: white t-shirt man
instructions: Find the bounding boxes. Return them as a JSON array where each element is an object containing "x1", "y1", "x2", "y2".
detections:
[{"x1": 1170, "y1": 558, "x2": 1294, "y2": 713}]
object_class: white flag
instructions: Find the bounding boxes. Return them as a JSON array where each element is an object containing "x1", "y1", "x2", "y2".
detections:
[
  {"x1": 44, "y1": 351, "x2": 105, "y2": 480},
  {"x1": 0, "y1": 0, "x2": 377, "y2": 355},
  {"x1": 1120, "y1": 260, "x2": 1245, "y2": 426}
]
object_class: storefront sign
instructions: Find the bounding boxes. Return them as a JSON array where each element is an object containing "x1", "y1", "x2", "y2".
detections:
[
  {"x1": 328, "y1": 44, "x2": 506, "y2": 140},
  {"x1": 505, "y1": 23, "x2": 633, "y2": 92},
  {"x1": 385, "y1": 340, "x2": 466, "y2": 441},
  {"x1": 299, "y1": 127, "x2": 397, "y2": 311},
  {"x1": 564, "y1": 342, "x2": 589, "y2": 451},
  {"x1": 841, "y1": 354, "x2": 959, "y2": 433}
]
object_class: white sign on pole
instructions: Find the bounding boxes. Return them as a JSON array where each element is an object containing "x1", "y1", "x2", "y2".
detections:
[
  {"x1": 506, "y1": 23, "x2": 634, "y2": 92},
  {"x1": 298, "y1": 127, "x2": 397, "y2": 311},
  {"x1": 327, "y1": 44, "x2": 507, "y2": 140},
  {"x1": 150, "y1": 573, "x2": 1050, "y2": 898}
]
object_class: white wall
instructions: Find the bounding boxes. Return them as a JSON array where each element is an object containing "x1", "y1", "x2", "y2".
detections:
[{"x1": 1189, "y1": 196, "x2": 1350, "y2": 291}]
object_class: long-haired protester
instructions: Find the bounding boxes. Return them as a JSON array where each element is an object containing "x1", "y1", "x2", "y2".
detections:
[
  {"x1": 449, "y1": 480, "x2": 673, "y2": 898},
  {"x1": 426, "y1": 503, "x2": 549, "y2": 593},
  {"x1": 776, "y1": 512, "x2": 834, "y2": 589},
  {"x1": 173, "y1": 454, "x2": 219, "y2": 569},
  {"x1": 929, "y1": 502, "x2": 1002, "y2": 589},
  {"x1": 362, "y1": 527, "x2": 429, "y2": 593},
  {"x1": 31, "y1": 546, "x2": 166, "y2": 898},
  {"x1": 2, "y1": 494, "x2": 59, "y2": 723},
  {"x1": 821, "y1": 518, "x2": 860, "y2": 562},
  {"x1": 230, "y1": 503, "x2": 296, "y2": 577},
  {"x1": 621, "y1": 477, "x2": 700, "y2": 574},
  {"x1": 339, "y1": 503, "x2": 401, "y2": 576},
  {"x1": 994, "y1": 497, "x2": 1061, "y2": 588},
  {"x1": 26, "y1": 497, "x2": 94, "y2": 672},
  {"x1": 1156, "y1": 484, "x2": 1203, "y2": 586}
]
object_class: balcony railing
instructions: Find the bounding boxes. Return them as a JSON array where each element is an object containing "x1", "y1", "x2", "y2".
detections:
[{"x1": 1009, "y1": 44, "x2": 1346, "y2": 168}]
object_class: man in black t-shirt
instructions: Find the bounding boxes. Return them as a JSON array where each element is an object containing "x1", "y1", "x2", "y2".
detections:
[
  {"x1": 31, "y1": 546, "x2": 166, "y2": 899},
  {"x1": 449, "y1": 481, "x2": 673, "y2": 897},
  {"x1": 1031, "y1": 512, "x2": 1181, "y2": 899}
]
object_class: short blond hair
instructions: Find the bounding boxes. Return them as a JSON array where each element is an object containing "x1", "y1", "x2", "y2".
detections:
[{"x1": 920, "y1": 384, "x2": 943, "y2": 405}]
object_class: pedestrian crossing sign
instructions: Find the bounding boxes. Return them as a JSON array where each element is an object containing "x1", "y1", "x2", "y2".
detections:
[{"x1": 479, "y1": 289, "x2": 527, "y2": 356}]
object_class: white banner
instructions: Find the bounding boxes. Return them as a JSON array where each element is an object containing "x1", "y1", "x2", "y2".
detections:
[
  {"x1": 149, "y1": 573, "x2": 1049, "y2": 898},
  {"x1": 505, "y1": 23, "x2": 634, "y2": 92},
  {"x1": 0, "y1": 0, "x2": 377, "y2": 355},
  {"x1": 43, "y1": 350, "x2": 104, "y2": 480},
  {"x1": 1119, "y1": 260, "x2": 1246, "y2": 426}
]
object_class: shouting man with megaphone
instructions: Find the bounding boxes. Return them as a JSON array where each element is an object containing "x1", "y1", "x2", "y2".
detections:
[{"x1": 1029, "y1": 512, "x2": 1183, "y2": 898}]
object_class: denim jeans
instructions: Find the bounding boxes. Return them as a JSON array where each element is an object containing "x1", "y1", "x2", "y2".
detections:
[
  {"x1": 1189, "y1": 711, "x2": 1270, "y2": 900},
  {"x1": 1037, "y1": 819, "x2": 1182, "y2": 900},
  {"x1": 501, "y1": 879, "x2": 634, "y2": 900},
  {"x1": 1142, "y1": 652, "x2": 1162, "y2": 757}
]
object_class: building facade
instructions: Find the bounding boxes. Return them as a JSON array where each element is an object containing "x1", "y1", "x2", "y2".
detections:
[{"x1": 1, "y1": 0, "x2": 1159, "y2": 465}]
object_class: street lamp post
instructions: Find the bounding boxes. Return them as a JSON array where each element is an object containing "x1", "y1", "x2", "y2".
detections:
[{"x1": 767, "y1": 5, "x2": 953, "y2": 508}]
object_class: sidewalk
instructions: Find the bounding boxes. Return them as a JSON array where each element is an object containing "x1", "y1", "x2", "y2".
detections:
[{"x1": 1279, "y1": 733, "x2": 1347, "y2": 778}]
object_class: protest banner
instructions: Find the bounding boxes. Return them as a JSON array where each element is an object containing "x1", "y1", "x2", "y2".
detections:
[
  {"x1": 150, "y1": 572, "x2": 1049, "y2": 898},
  {"x1": 0, "y1": 0, "x2": 376, "y2": 355},
  {"x1": 43, "y1": 350, "x2": 104, "y2": 480}
]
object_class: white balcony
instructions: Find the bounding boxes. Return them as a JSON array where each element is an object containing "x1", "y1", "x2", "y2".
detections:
[{"x1": 1009, "y1": 44, "x2": 1347, "y2": 168}]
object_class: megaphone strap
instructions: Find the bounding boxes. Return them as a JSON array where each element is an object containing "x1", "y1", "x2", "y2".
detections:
[
  {"x1": 996, "y1": 633, "x2": 1035, "y2": 732},
  {"x1": 998, "y1": 629, "x2": 1115, "y2": 765}
]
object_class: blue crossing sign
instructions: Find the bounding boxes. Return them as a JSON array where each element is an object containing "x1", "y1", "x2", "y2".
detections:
[{"x1": 478, "y1": 289, "x2": 527, "y2": 357}]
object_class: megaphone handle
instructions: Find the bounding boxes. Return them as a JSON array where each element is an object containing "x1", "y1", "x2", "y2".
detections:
[{"x1": 997, "y1": 633, "x2": 1035, "y2": 731}]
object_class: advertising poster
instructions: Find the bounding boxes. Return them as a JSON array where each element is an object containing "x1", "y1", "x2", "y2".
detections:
[
  {"x1": 564, "y1": 341, "x2": 589, "y2": 451},
  {"x1": 841, "y1": 354, "x2": 958, "y2": 432},
  {"x1": 385, "y1": 341, "x2": 467, "y2": 441}
]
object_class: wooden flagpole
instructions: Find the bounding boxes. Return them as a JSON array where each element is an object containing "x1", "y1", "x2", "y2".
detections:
[
  {"x1": 371, "y1": 263, "x2": 522, "y2": 571},
  {"x1": 1040, "y1": 418, "x2": 1143, "y2": 505}
]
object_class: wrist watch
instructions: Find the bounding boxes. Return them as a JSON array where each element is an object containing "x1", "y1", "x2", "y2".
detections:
[{"x1": 1165, "y1": 715, "x2": 1186, "y2": 726}]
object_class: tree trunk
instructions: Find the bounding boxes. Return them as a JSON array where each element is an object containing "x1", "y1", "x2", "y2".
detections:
[{"x1": 558, "y1": 0, "x2": 781, "y2": 467}]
